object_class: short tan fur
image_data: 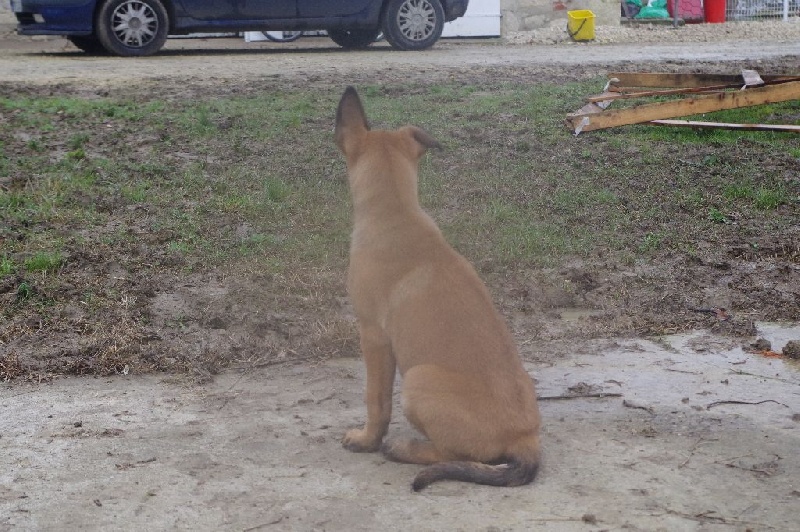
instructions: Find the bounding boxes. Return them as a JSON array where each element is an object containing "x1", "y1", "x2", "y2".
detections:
[{"x1": 334, "y1": 86, "x2": 541, "y2": 491}]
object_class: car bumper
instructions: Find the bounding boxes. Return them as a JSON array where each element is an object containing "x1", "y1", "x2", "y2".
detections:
[
  {"x1": 11, "y1": 0, "x2": 95, "y2": 35},
  {"x1": 445, "y1": 0, "x2": 470, "y2": 22}
]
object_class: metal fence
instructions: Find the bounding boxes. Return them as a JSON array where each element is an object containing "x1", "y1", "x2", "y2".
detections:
[
  {"x1": 666, "y1": 0, "x2": 799, "y2": 21},
  {"x1": 726, "y1": 0, "x2": 800, "y2": 20}
]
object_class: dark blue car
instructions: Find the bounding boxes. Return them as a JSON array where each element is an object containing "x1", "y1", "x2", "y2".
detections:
[{"x1": 11, "y1": 0, "x2": 469, "y2": 56}]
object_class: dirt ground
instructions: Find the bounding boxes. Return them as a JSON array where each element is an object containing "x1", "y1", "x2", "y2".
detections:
[{"x1": 1, "y1": 23, "x2": 800, "y2": 531}]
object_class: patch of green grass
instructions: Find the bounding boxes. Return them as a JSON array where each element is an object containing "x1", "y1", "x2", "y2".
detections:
[
  {"x1": 723, "y1": 182, "x2": 755, "y2": 200},
  {"x1": 0, "y1": 190, "x2": 28, "y2": 213},
  {"x1": 495, "y1": 221, "x2": 588, "y2": 263},
  {"x1": 264, "y1": 177, "x2": 291, "y2": 203},
  {"x1": 122, "y1": 181, "x2": 150, "y2": 203},
  {"x1": 188, "y1": 105, "x2": 217, "y2": 136},
  {"x1": 754, "y1": 186, "x2": 786, "y2": 210},
  {"x1": 1, "y1": 82, "x2": 798, "y2": 292},
  {"x1": 640, "y1": 99, "x2": 800, "y2": 144},
  {"x1": 168, "y1": 241, "x2": 192, "y2": 254},
  {"x1": 2, "y1": 79, "x2": 800, "y2": 380},
  {"x1": 24, "y1": 251, "x2": 63, "y2": 273},
  {"x1": 679, "y1": 190, "x2": 704, "y2": 210},
  {"x1": 0, "y1": 256, "x2": 14, "y2": 276},
  {"x1": 219, "y1": 193, "x2": 252, "y2": 213}
]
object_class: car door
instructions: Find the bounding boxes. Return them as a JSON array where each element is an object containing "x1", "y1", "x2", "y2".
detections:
[
  {"x1": 297, "y1": 0, "x2": 375, "y2": 17},
  {"x1": 239, "y1": 0, "x2": 296, "y2": 18},
  {"x1": 177, "y1": 0, "x2": 296, "y2": 20}
]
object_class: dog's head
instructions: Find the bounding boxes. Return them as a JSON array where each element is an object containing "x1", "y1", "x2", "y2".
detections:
[{"x1": 334, "y1": 86, "x2": 441, "y2": 170}]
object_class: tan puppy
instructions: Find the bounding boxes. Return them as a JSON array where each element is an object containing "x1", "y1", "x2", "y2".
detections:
[{"x1": 334, "y1": 86, "x2": 541, "y2": 491}]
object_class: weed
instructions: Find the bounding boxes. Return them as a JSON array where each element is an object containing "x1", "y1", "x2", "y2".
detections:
[
  {"x1": 27, "y1": 138, "x2": 43, "y2": 152},
  {"x1": 68, "y1": 132, "x2": 90, "y2": 150},
  {"x1": 708, "y1": 207, "x2": 728, "y2": 224},
  {"x1": 66, "y1": 148, "x2": 86, "y2": 160},
  {"x1": 640, "y1": 232, "x2": 663, "y2": 253},
  {"x1": 16, "y1": 281, "x2": 33, "y2": 302}
]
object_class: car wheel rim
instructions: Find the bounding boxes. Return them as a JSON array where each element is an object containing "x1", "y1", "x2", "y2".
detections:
[
  {"x1": 397, "y1": 0, "x2": 436, "y2": 42},
  {"x1": 111, "y1": 0, "x2": 159, "y2": 48}
]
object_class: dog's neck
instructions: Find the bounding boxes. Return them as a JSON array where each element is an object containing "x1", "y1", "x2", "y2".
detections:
[{"x1": 348, "y1": 158, "x2": 422, "y2": 225}]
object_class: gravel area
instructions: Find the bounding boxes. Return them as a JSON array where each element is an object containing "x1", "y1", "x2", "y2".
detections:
[{"x1": 506, "y1": 18, "x2": 800, "y2": 44}]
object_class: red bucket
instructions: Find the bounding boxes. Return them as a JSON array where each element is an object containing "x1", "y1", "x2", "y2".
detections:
[{"x1": 704, "y1": 0, "x2": 726, "y2": 23}]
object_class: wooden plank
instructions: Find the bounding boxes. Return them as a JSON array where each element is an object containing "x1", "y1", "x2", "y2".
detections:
[
  {"x1": 650, "y1": 119, "x2": 800, "y2": 133},
  {"x1": 567, "y1": 80, "x2": 800, "y2": 133},
  {"x1": 608, "y1": 72, "x2": 748, "y2": 88},
  {"x1": 592, "y1": 75, "x2": 800, "y2": 103},
  {"x1": 608, "y1": 72, "x2": 796, "y2": 89},
  {"x1": 587, "y1": 85, "x2": 734, "y2": 103}
]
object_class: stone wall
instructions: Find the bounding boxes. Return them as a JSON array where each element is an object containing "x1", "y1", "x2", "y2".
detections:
[{"x1": 501, "y1": 0, "x2": 620, "y2": 33}]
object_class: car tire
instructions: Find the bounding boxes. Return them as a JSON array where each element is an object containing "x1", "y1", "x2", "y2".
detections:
[
  {"x1": 95, "y1": 0, "x2": 169, "y2": 57},
  {"x1": 328, "y1": 28, "x2": 381, "y2": 49},
  {"x1": 381, "y1": 0, "x2": 444, "y2": 51},
  {"x1": 67, "y1": 36, "x2": 109, "y2": 55}
]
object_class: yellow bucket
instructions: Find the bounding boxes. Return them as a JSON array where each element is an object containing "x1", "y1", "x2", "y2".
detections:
[{"x1": 567, "y1": 10, "x2": 595, "y2": 42}]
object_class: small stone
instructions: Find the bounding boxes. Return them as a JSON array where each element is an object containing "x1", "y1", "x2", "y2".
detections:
[
  {"x1": 751, "y1": 338, "x2": 771, "y2": 351},
  {"x1": 782, "y1": 340, "x2": 800, "y2": 360}
]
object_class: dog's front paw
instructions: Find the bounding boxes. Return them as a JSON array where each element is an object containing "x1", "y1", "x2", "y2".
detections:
[{"x1": 342, "y1": 428, "x2": 381, "y2": 453}]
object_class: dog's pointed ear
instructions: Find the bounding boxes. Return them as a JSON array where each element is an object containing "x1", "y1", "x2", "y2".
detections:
[
  {"x1": 406, "y1": 126, "x2": 442, "y2": 157},
  {"x1": 335, "y1": 86, "x2": 370, "y2": 155},
  {"x1": 410, "y1": 127, "x2": 442, "y2": 151}
]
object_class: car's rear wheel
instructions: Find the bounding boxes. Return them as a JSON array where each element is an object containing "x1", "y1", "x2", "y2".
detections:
[
  {"x1": 328, "y1": 28, "x2": 381, "y2": 49},
  {"x1": 67, "y1": 35, "x2": 109, "y2": 54},
  {"x1": 95, "y1": 0, "x2": 169, "y2": 57},
  {"x1": 381, "y1": 0, "x2": 444, "y2": 51}
]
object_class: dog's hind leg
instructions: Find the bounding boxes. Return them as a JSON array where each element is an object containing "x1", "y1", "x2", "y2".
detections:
[
  {"x1": 381, "y1": 438, "x2": 446, "y2": 465},
  {"x1": 396, "y1": 364, "x2": 511, "y2": 461},
  {"x1": 343, "y1": 325, "x2": 396, "y2": 452}
]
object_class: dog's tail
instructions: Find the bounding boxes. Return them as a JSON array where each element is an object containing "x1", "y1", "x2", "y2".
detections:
[{"x1": 412, "y1": 458, "x2": 539, "y2": 492}]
